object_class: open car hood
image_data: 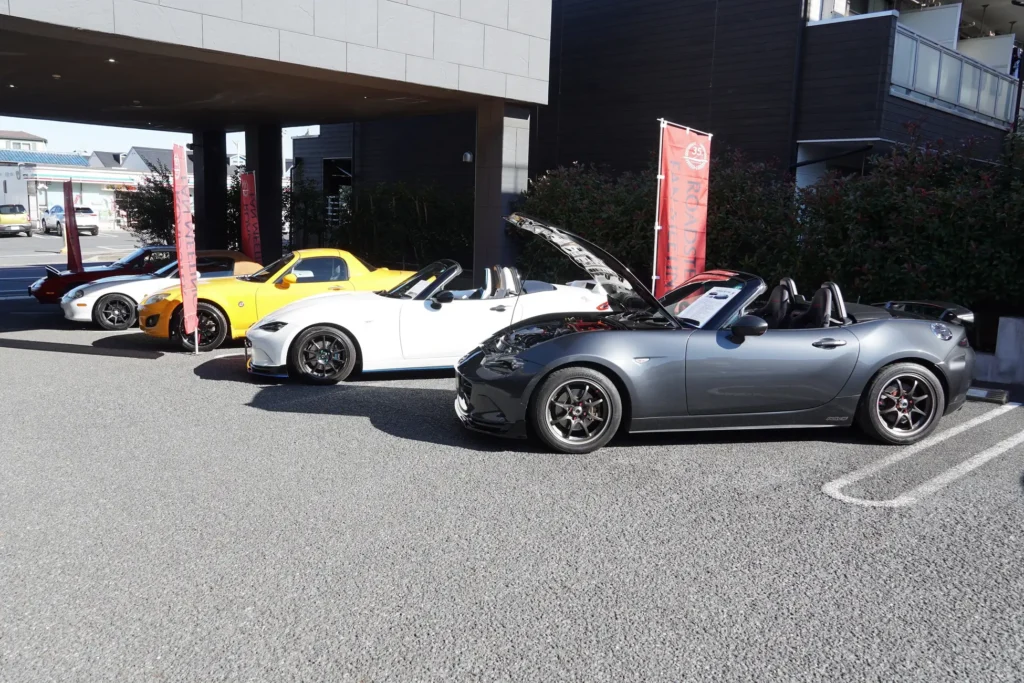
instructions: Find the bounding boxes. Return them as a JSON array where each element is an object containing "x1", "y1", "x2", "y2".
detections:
[{"x1": 505, "y1": 213, "x2": 678, "y2": 326}]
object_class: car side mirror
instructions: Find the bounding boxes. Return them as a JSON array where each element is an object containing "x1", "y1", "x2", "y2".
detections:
[
  {"x1": 280, "y1": 273, "x2": 298, "y2": 287},
  {"x1": 429, "y1": 290, "x2": 455, "y2": 309},
  {"x1": 731, "y1": 315, "x2": 768, "y2": 340}
]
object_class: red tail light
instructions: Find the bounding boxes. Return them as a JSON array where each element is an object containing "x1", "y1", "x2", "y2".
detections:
[{"x1": 597, "y1": 302, "x2": 610, "y2": 311}]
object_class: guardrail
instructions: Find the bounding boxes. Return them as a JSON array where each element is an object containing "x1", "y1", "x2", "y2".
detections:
[{"x1": 891, "y1": 25, "x2": 1018, "y2": 126}]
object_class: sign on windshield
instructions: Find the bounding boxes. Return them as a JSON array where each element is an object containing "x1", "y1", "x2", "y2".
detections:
[{"x1": 669, "y1": 287, "x2": 740, "y2": 327}]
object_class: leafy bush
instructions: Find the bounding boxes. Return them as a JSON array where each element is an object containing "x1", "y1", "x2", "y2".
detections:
[{"x1": 115, "y1": 163, "x2": 174, "y2": 246}]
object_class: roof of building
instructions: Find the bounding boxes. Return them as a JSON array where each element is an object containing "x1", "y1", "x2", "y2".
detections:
[
  {"x1": 0, "y1": 130, "x2": 48, "y2": 143},
  {"x1": 0, "y1": 150, "x2": 89, "y2": 166},
  {"x1": 91, "y1": 151, "x2": 127, "y2": 168},
  {"x1": 131, "y1": 146, "x2": 194, "y2": 173}
]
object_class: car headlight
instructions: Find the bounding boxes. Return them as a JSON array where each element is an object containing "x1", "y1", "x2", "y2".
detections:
[
  {"x1": 931, "y1": 322, "x2": 954, "y2": 341},
  {"x1": 480, "y1": 354, "x2": 525, "y2": 374},
  {"x1": 71, "y1": 289, "x2": 85, "y2": 299},
  {"x1": 258, "y1": 321, "x2": 288, "y2": 332},
  {"x1": 143, "y1": 293, "x2": 171, "y2": 306}
]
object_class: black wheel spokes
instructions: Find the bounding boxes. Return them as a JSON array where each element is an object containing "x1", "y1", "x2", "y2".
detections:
[
  {"x1": 547, "y1": 381, "x2": 609, "y2": 444},
  {"x1": 103, "y1": 300, "x2": 129, "y2": 325},
  {"x1": 302, "y1": 335, "x2": 346, "y2": 377},
  {"x1": 876, "y1": 375, "x2": 934, "y2": 434}
]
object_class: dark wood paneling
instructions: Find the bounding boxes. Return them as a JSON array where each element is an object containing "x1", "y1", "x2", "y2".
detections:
[
  {"x1": 796, "y1": 14, "x2": 895, "y2": 142},
  {"x1": 881, "y1": 95, "x2": 1007, "y2": 159},
  {"x1": 533, "y1": 0, "x2": 804, "y2": 176},
  {"x1": 354, "y1": 112, "x2": 476, "y2": 192},
  {"x1": 292, "y1": 124, "x2": 354, "y2": 188}
]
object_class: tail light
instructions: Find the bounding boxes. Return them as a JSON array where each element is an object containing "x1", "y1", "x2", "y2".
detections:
[{"x1": 597, "y1": 302, "x2": 610, "y2": 311}]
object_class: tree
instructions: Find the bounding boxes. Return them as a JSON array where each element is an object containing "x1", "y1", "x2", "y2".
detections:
[{"x1": 114, "y1": 163, "x2": 174, "y2": 246}]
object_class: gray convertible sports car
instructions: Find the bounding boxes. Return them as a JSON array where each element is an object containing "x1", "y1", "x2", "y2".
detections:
[{"x1": 455, "y1": 214, "x2": 976, "y2": 454}]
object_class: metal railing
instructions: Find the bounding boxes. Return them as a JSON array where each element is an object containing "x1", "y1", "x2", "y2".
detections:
[{"x1": 891, "y1": 24, "x2": 1018, "y2": 126}]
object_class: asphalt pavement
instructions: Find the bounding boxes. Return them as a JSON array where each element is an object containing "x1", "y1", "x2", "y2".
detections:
[{"x1": 1, "y1": 297, "x2": 1023, "y2": 682}]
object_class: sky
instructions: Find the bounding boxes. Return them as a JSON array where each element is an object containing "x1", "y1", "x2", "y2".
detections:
[{"x1": 0, "y1": 116, "x2": 319, "y2": 162}]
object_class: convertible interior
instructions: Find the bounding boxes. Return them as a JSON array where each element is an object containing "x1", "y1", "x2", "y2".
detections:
[
  {"x1": 443, "y1": 266, "x2": 563, "y2": 301},
  {"x1": 748, "y1": 278, "x2": 868, "y2": 330}
]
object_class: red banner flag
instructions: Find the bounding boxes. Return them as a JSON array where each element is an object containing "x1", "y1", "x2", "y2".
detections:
[
  {"x1": 239, "y1": 172, "x2": 263, "y2": 264},
  {"x1": 171, "y1": 144, "x2": 199, "y2": 337},
  {"x1": 653, "y1": 122, "x2": 712, "y2": 298},
  {"x1": 62, "y1": 181, "x2": 84, "y2": 273}
]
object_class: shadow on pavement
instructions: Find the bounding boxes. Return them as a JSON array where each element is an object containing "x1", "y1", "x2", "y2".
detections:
[
  {"x1": 0, "y1": 303, "x2": 78, "y2": 333},
  {"x1": 192, "y1": 355, "x2": 455, "y2": 385},
  {"x1": 619, "y1": 426, "x2": 867, "y2": 450},
  {"x1": 248, "y1": 382, "x2": 511, "y2": 452},
  {"x1": 92, "y1": 332, "x2": 169, "y2": 355},
  {"x1": 0, "y1": 336, "x2": 164, "y2": 360}
]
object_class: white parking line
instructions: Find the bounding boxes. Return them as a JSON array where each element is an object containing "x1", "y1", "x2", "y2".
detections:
[{"x1": 822, "y1": 403, "x2": 1021, "y2": 508}]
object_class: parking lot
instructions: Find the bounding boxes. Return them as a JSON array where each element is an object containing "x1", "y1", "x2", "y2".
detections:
[{"x1": 2, "y1": 288, "x2": 1023, "y2": 680}]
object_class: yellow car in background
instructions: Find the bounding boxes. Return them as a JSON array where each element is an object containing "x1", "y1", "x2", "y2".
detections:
[
  {"x1": 0, "y1": 203, "x2": 33, "y2": 237},
  {"x1": 138, "y1": 248, "x2": 415, "y2": 351}
]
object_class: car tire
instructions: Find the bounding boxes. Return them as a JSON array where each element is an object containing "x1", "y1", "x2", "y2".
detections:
[
  {"x1": 93, "y1": 293, "x2": 138, "y2": 331},
  {"x1": 23, "y1": 228, "x2": 32, "y2": 237},
  {"x1": 531, "y1": 366, "x2": 623, "y2": 454},
  {"x1": 56, "y1": 222, "x2": 63, "y2": 237},
  {"x1": 857, "y1": 362, "x2": 945, "y2": 445},
  {"x1": 175, "y1": 302, "x2": 229, "y2": 352},
  {"x1": 288, "y1": 326, "x2": 358, "y2": 385}
]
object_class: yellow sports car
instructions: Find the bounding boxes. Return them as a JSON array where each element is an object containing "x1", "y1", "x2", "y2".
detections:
[{"x1": 138, "y1": 248, "x2": 415, "y2": 351}]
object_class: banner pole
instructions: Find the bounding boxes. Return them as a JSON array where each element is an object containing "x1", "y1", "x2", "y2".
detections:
[
  {"x1": 651, "y1": 119, "x2": 667, "y2": 294},
  {"x1": 194, "y1": 330, "x2": 199, "y2": 355}
]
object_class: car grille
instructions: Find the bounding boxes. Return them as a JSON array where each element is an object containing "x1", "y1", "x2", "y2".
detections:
[{"x1": 457, "y1": 375, "x2": 472, "y2": 402}]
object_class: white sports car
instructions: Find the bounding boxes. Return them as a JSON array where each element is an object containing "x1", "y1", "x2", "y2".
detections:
[
  {"x1": 244, "y1": 260, "x2": 609, "y2": 383},
  {"x1": 61, "y1": 251, "x2": 260, "y2": 330}
]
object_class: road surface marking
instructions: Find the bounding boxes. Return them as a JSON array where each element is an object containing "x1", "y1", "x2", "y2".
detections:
[{"x1": 822, "y1": 403, "x2": 1021, "y2": 507}]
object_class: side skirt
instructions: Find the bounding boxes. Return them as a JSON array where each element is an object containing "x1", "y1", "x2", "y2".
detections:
[{"x1": 628, "y1": 396, "x2": 861, "y2": 434}]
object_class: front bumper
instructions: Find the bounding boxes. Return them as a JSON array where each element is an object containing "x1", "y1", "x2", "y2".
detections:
[
  {"x1": 60, "y1": 296, "x2": 94, "y2": 322},
  {"x1": 245, "y1": 338, "x2": 289, "y2": 378},
  {"x1": 453, "y1": 352, "x2": 533, "y2": 439},
  {"x1": 138, "y1": 301, "x2": 175, "y2": 339},
  {"x1": 29, "y1": 277, "x2": 60, "y2": 304},
  {"x1": 943, "y1": 345, "x2": 976, "y2": 415}
]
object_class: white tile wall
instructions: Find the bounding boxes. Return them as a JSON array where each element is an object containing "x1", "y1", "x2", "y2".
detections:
[
  {"x1": 162, "y1": 0, "x2": 241, "y2": 21},
  {"x1": 460, "y1": 0, "x2": 507, "y2": 29},
  {"x1": 281, "y1": 30, "x2": 347, "y2": 70},
  {"x1": 9, "y1": 0, "x2": 114, "y2": 32},
  {"x1": 408, "y1": 0, "x2": 458, "y2": 17},
  {"x1": 377, "y1": 1, "x2": 433, "y2": 59},
  {"x1": 203, "y1": 15, "x2": 280, "y2": 61},
  {"x1": 315, "y1": 0, "x2": 378, "y2": 47},
  {"x1": 407, "y1": 55, "x2": 459, "y2": 89},
  {"x1": 348, "y1": 43, "x2": 406, "y2": 80},
  {"x1": 7, "y1": 0, "x2": 551, "y2": 102},
  {"x1": 113, "y1": 0, "x2": 202, "y2": 47},
  {"x1": 434, "y1": 13, "x2": 484, "y2": 68},
  {"x1": 484, "y1": 25, "x2": 529, "y2": 77},
  {"x1": 243, "y1": 0, "x2": 315, "y2": 36}
]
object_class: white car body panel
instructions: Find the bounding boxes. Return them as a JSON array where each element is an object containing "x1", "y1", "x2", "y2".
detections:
[
  {"x1": 246, "y1": 284, "x2": 608, "y2": 374},
  {"x1": 60, "y1": 272, "x2": 230, "y2": 324}
]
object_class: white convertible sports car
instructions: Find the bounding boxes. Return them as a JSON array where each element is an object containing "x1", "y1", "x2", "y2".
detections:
[
  {"x1": 61, "y1": 251, "x2": 260, "y2": 330},
  {"x1": 244, "y1": 260, "x2": 608, "y2": 383}
]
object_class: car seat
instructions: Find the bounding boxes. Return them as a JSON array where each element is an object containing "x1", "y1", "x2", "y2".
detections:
[
  {"x1": 756, "y1": 285, "x2": 792, "y2": 329},
  {"x1": 790, "y1": 286, "x2": 832, "y2": 329},
  {"x1": 502, "y1": 266, "x2": 522, "y2": 296}
]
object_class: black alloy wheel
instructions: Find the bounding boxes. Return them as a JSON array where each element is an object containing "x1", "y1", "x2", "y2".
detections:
[
  {"x1": 176, "y1": 303, "x2": 229, "y2": 352},
  {"x1": 858, "y1": 362, "x2": 945, "y2": 445},
  {"x1": 532, "y1": 366, "x2": 623, "y2": 454},
  {"x1": 289, "y1": 326, "x2": 358, "y2": 385},
  {"x1": 94, "y1": 293, "x2": 138, "y2": 331}
]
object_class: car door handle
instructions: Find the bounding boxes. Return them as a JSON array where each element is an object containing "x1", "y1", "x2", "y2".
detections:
[
  {"x1": 490, "y1": 305, "x2": 507, "y2": 312},
  {"x1": 812, "y1": 338, "x2": 847, "y2": 349},
  {"x1": 328, "y1": 286, "x2": 344, "y2": 291}
]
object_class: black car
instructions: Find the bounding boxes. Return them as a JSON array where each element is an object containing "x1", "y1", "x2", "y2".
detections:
[{"x1": 455, "y1": 214, "x2": 975, "y2": 454}]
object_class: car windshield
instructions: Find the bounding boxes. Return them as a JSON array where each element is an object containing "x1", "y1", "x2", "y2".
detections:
[
  {"x1": 383, "y1": 260, "x2": 459, "y2": 299},
  {"x1": 111, "y1": 248, "x2": 149, "y2": 267},
  {"x1": 242, "y1": 253, "x2": 294, "y2": 283},
  {"x1": 153, "y1": 261, "x2": 179, "y2": 278},
  {"x1": 0, "y1": 204, "x2": 26, "y2": 214},
  {"x1": 660, "y1": 275, "x2": 749, "y2": 328}
]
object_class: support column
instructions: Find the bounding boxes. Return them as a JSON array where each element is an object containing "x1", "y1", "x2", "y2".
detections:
[
  {"x1": 473, "y1": 101, "x2": 530, "y2": 284},
  {"x1": 245, "y1": 123, "x2": 284, "y2": 263},
  {"x1": 795, "y1": 143, "x2": 829, "y2": 189},
  {"x1": 192, "y1": 129, "x2": 228, "y2": 250}
]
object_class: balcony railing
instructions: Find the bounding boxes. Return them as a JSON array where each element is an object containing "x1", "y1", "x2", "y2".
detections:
[{"x1": 891, "y1": 25, "x2": 1018, "y2": 127}]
